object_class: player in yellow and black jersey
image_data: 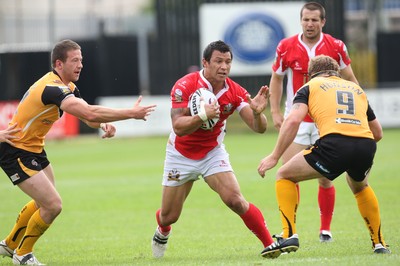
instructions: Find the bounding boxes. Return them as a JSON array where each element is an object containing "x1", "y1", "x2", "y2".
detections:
[
  {"x1": 295, "y1": 73, "x2": 375, "y2": 140},
  {"x1": 0, "y1": 39, "x2": 156, "y2": 265},
  {"x1": 10, "y1": 71, "x2": 81, "y2": 153},
  {"x1": 258, "y1": 55, "x2": 390, "y2": 259}
]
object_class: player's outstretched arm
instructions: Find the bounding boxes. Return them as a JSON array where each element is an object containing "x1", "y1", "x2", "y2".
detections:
[
  {"x1": 258, "y1": 103, "x2": 306, "y2": 177},
  {"x1": 60, "y1": 95, "x2": 156, "y2": 123}
]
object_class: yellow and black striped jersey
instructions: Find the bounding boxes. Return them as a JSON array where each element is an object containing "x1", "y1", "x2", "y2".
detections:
[
  {"x1": 10, "y1": 71, "x2": 81, "y2": 153},
  {"x1": 294, "y1": 76, "x2": 375, "y2": 139}
]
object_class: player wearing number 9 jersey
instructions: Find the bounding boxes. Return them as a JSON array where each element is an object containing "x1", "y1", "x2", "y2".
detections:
[
  {"x1": 258, "y1": 55, "x2": 389, "y2": 259},
  {"x1": 268, "y1": 2, "x2": 360, "y2": 242},
  {"x1": 295, "y1": 74, "x2": 374, "y2": 140}
]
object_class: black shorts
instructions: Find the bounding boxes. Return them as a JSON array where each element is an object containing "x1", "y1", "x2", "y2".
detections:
[
  {"x1": 304, "y1": 134, "x2": 376, "y2": 182},
  {"x1": 0, "y1": 143, "x2": 50, "y2": 185}
]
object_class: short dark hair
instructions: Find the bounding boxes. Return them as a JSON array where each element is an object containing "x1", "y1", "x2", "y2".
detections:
[
  {"x1": 51, "y1": 39, "x2": 81, "y2": 68},
  {"x1": 300, "y1": 2, "x2": 326, "y2": 20},
  {"x1": 202, "y1": 40, "x2": 232, "y2": 62}
]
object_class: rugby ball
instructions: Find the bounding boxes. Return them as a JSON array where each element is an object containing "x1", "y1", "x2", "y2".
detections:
[{"x1": 189, "y1": 88, "x2": 219, "y2": 130}]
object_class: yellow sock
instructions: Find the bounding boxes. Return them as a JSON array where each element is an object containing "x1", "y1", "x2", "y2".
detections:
[
  {"x1": 355, "y1": 186, "x2": 386, "y2": 247},
  {"x1": 16, "y1": 210, "x2": 50, "y2": 255},
  {"x1": 5, "y1": 200, "x2": 38, "y2": 250},
  {"x1": 276, "y1": 179, "x2": 298, "y2": 238}
]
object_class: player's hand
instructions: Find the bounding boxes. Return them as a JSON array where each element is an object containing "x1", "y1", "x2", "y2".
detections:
[
  {"x1": 203, "y1": 98, "x2": 220, "y2": 120},
  {"x1": 132, "y1": 95, "x2": 157, "y2": 121},
  {"x1": 0, "y1": 123, "x2": 21, "y2": 146},
  {"x1": 272, "y1": 112, "x2": 284, "y2": 131},
  {"x1": 246, "y1": 85, "x2": 269, "y2": 115},
  {"x1": 100, "y1": 123, "x2": 116, "y2": 139},
  {"x1": 258, "y1": 154, "x2": 279, "y2": 178}
]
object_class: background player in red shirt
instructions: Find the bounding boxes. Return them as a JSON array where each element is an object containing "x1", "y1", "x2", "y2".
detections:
[
  {"x1": 151, "y1": 40, "x2": 273, "y2": 258},
  {"x1": 268, "y1": 2, "x2": 359, "y2": 242}
]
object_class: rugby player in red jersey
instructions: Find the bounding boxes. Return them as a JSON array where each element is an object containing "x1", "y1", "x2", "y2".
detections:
[{"x1": 151, "y1": 40, "x2": 273, "y2": 258}]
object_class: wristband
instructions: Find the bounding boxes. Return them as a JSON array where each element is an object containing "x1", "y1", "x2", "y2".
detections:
[{"x1": 197, "y1": 99, "x2": 208, "y2": 121}]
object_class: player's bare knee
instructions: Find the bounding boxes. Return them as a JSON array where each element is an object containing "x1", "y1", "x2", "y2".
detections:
[
  {"x1": 318, "y1": 177, "x2": 333, "y2": 188},
  {"x1": 224, "y1": 194, "x2": 246, "y2": 213},
  {"x1": 349, "y1": 182, "x2": 368, "y2": 195},
  {"x1": 160, "y1": 211, "x2": 179, "y2": 225},
  {"x1": 44, "y1": 198, "x2": 62, "y2": 218},
  {"x1": 275, "y1": 169, "x2": 287, "y2": 181}
]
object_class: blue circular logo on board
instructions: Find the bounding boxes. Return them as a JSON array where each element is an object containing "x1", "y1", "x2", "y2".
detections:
[{"x1": 224, "y1": 13, "x2": 285, "y2": 64}]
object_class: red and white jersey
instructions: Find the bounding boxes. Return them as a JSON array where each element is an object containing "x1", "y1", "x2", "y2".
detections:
[
  {"x1": 169, "y1": 70, "x2": 249, "y2": 160},
  {"x1": 272, "y1": 33, "x2": 351, "y2": 122}
]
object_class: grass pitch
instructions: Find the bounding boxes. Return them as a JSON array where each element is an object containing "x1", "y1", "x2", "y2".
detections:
[{"x1": 0, "y1": 129, "x2": 399, "y2": 265}]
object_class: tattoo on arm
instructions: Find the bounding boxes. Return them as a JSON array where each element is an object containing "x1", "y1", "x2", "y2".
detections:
[
  {"x1": 171, "y1": 108, "x2": 189, "y2": 119},
  {"x1": 292, "y1": 103, "x2": 300, "y2": 110}
]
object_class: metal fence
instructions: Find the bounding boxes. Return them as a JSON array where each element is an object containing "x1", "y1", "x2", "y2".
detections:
[
  {"x1": 1, "y1": 0, "x2": 399, "y2": 102},
  {"x1": 150, "y1": 0, "x2": 345, "y2": 96}
]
